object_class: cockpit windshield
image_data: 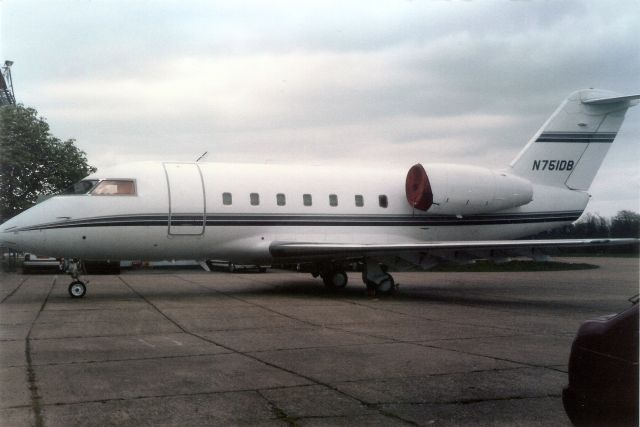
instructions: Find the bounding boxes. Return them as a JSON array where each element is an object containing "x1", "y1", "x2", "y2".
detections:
[
  {"x1": 60, "y1": 180, "x2": 99, "y2": 195},
  {"x1": 90, "y1": 180, "x2": 136, "y2": 195}
]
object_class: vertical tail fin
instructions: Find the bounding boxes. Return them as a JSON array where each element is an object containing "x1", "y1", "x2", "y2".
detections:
[{"x1": 510, "y1": 89, "x2": 639, "y2": 190}]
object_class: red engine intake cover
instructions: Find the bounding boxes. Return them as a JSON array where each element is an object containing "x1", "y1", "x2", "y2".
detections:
[{"x1": 405, "y1": 163, "x2": 433, "y2": 211}]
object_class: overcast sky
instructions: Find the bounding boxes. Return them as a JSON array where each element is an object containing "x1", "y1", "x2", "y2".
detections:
[{"x1": 1, "y1": 0, "x2": 638, "y2": 216}]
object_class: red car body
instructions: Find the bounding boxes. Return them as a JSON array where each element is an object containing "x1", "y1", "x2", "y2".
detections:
[{"x1": 563, "y1": 297, "x2": 639, "y2": 426}]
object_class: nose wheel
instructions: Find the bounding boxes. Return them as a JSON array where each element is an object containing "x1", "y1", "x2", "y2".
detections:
[
  {"x1": 63, "y1": 259, "x2": 88, "y2": 298},
  {"x1": 68, "y1": 281, "x2": 87, "y2": 298}
]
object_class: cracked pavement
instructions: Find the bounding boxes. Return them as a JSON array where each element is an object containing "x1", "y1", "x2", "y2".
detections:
[{"x1": 0, "y1": 257, "x2": 637, "y2": 426}]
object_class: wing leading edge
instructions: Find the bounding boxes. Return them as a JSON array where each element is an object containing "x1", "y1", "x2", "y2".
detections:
[{"x1": 269, "y1": 238, "x2": 639, "y2": 259}]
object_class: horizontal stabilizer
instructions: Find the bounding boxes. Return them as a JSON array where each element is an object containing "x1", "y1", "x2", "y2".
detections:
[
  {"x1": 270, "y1": 238, "x2": 639, "y2": 259},
  {"x1": 582, "y1": 94, "x2": 640, "y2": 105}
]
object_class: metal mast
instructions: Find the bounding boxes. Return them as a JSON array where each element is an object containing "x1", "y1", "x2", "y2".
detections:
[{"x1": 0, "y1": 60, "x2": 16, "y2": 106}]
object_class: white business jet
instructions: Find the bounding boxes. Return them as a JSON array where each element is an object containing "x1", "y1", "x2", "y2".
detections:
[{"x1": 1, "y1": 89, "x2": 638, "y2": 298}]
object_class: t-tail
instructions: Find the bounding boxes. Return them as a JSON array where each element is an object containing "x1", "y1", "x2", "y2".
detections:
[{"x1": 510, "y1": 89, "x2": 639, "y2": 190}]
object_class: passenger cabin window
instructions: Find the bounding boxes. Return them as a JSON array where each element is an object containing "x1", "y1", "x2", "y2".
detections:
[
  {"x1": 355, "y1": 195, "x2": 364, "y2": 207},
  {"x1": 378, "y1": 195, "x2": 388, "y2": 208},
  {"x1": 90, "y1": 180, "x2": 136, "y2": 196},
  {"x1": 303, "y1": 194, "x2": 312, "y2": 206},
  {"x1": 222, "y1": 192, "x2": 232, "y2": 205},
  {"x1": 61, "y1": 180, "x2": 98, "y2": 195},
  {"x1": 329, "y1": 194, "x2": 338, "y2": 207},
  {"x1": 250, "y1": 193, "x2": 260, "y2": 206},
  {"x1": 276, "y1": 193, "x2": 286, "y2": 206}
]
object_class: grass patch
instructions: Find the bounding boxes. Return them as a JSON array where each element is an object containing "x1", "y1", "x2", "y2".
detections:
[{"x1": 428, "y1": 260, "x2": 599, "y2": 272}]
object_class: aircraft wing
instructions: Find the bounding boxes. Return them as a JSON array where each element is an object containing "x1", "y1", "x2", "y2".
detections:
[{"x1": 269, "y1": 238, "x2": 638, "y2": 259}]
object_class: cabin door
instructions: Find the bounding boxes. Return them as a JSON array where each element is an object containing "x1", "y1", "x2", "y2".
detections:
[{"x1": 163, "y1": 162, "x2": 206, "y2": 235}]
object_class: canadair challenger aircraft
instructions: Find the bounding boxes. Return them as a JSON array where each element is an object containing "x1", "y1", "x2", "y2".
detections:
[{"x1": 1, "y1": 89, "x2": 638, "y2": 298}]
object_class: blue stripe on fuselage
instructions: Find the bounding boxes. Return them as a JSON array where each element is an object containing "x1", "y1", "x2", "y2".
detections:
[{"x1": 14, "y1": 211, "x2": 583, "y2": 232}]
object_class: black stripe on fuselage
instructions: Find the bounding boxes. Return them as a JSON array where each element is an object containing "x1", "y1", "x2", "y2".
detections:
[
  {"x1": 535, "y1": 132, "x2": 617, "y2": 143},
  {"x1": 15, "y1": 211, "x2": 583, "y2": 232}
]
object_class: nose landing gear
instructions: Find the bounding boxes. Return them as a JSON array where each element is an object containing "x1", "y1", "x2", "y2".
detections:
[{"x1": 63, "y1": 259, "x2": 88, "y2": 298}]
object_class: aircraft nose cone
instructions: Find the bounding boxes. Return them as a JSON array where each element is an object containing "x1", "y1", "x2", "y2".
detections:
[{"x1": 0, "y1": 217, "x2": 24, "y2": 250}]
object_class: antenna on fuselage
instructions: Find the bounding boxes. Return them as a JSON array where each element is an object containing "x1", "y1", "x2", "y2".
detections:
[{"x1": 196, "y1": 151, "x2": 208, "y2": 163}]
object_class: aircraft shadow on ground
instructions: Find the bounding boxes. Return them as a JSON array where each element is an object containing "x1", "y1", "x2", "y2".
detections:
[
  {"x1": 236, "y1": 280, "x2": 614, "y2": 312},
  {"x1": 135, "y1": 276, "x2": 617, "y2": 313}
]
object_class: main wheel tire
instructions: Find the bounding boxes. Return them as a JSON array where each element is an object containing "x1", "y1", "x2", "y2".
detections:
[
  {"x1": 68, "y1": 281, "x2": 86, "y2": 298},
  {"x1": 323, "y1": 271, "x2": 348, "y2": 289},
  {"x1": 376, "y1": 275, "x2": 395, "y2": 295},
  {"x1": 331, "y1": 271, "x2": 348, "y2": 289}
]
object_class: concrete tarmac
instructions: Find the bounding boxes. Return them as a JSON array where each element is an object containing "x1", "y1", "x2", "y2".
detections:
[{"x1": 0, "y1": 257, "x2": 638, "y2": 426}]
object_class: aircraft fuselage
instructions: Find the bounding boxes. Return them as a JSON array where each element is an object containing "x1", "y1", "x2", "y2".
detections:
[{"x1": 1, "y1": 161, "x2": 588, "y2": 263}]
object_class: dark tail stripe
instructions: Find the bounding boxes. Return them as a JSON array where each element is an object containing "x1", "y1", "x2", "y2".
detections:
[
  {"x1": 536, "y1": 131, "x2": 617, "y2": 143},
  {"x1": 15, "y1": 211, "x2": 582, "y2": 232}
]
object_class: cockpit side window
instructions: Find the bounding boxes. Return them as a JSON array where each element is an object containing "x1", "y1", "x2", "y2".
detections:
[
  {"x1": 60, "y1": 180, "x2": 99, "y2": 195},
  {"x1": 90, "y1": 180, "x2": 137, "y2": 196}
]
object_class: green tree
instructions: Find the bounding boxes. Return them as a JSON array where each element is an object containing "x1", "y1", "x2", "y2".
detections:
[
  {"x1": 610, "y1": 210, "x2": 640, "y2": 238},
  {"x1": 573, "y1": 213, "x2": 610, "y2": 238},
  {"x1": 0, "y1": 104, "x2": 96, "y2": 220}
]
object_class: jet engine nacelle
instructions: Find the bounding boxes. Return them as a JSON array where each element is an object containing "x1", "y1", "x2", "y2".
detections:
[{"x1": 406, "y1": 163, "x2": 533, "y2": 215}]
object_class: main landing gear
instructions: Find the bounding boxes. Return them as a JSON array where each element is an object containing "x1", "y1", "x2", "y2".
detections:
[
  {"x1": 64, "y1": 259, "x2": 87, "y2": 298},
  {"x1": 362, "y1": 258, "x2": 396, "y2": 296},
  {"x1": 312, "y1": 259, "x2": 397, "y2": 296},
  {"x1": 312, "y1": 264, "x2": 349, "y2": 289},
  {"x1": 322, "y1": 269, "x2": 348, "y2": 289}
]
